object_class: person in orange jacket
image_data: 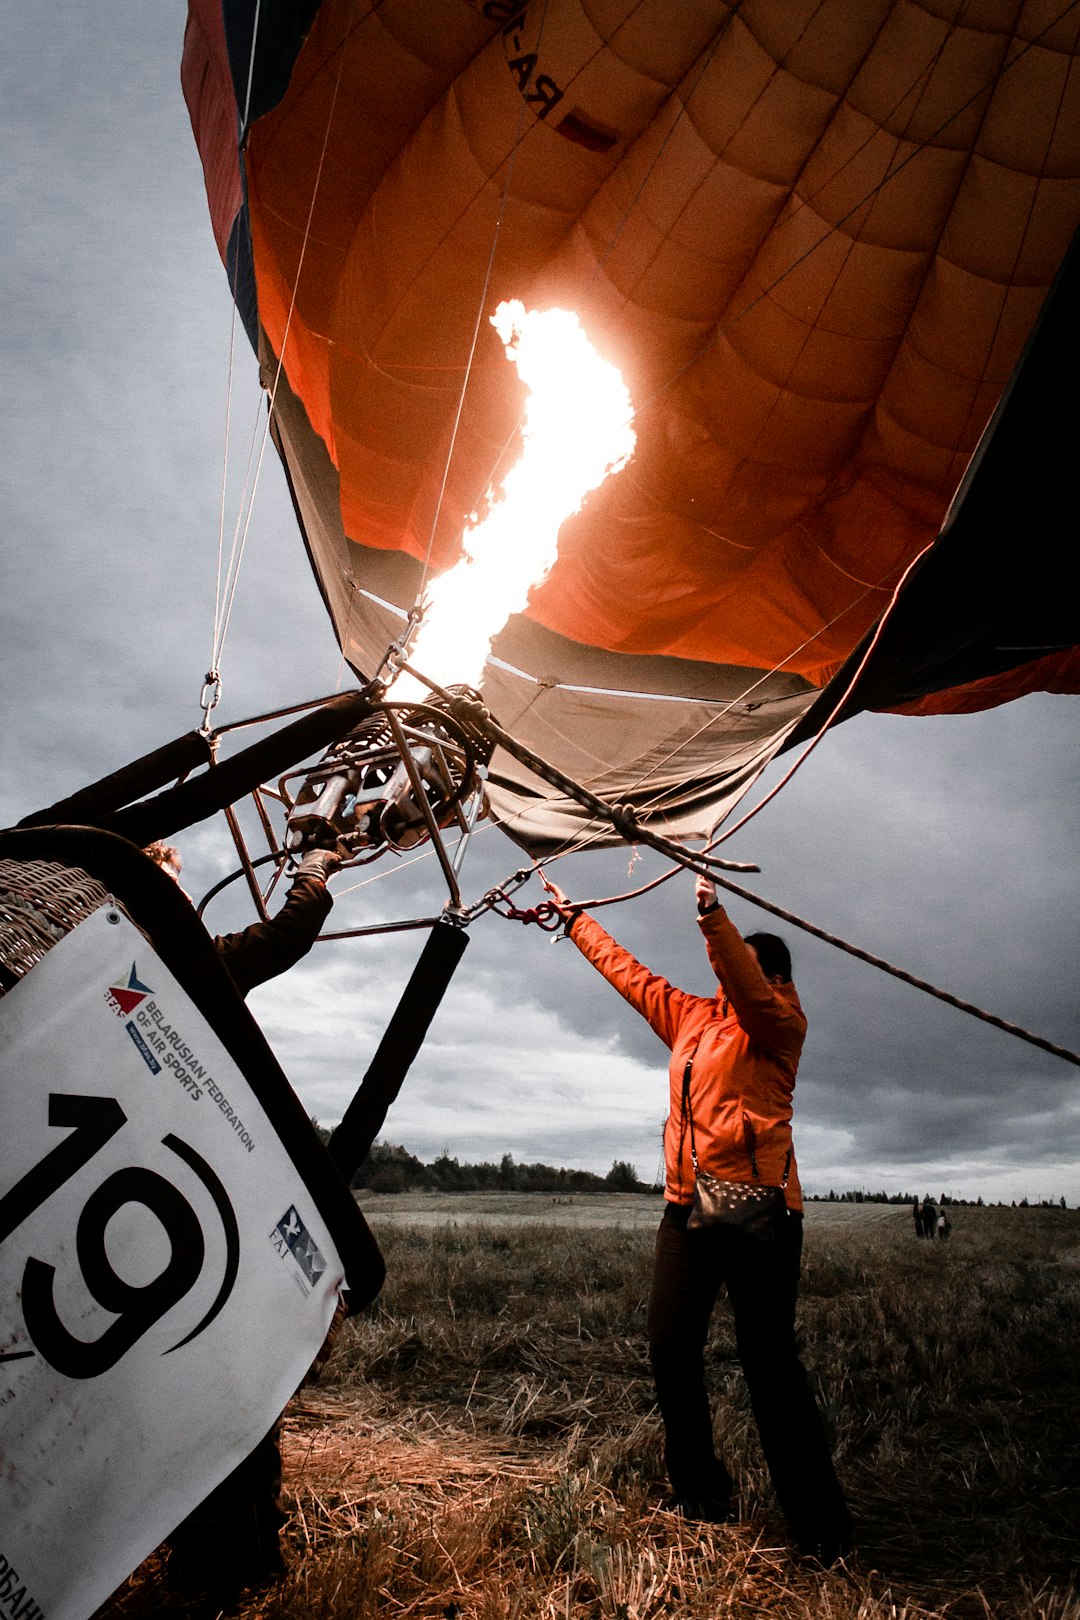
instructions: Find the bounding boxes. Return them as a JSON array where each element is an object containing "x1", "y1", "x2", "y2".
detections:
[{"x1": 545, "y1": 871, "x2": 852, "y2": 1565}]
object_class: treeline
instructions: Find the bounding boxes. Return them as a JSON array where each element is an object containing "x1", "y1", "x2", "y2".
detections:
[
  {"x1": 339, "y1": 1139, "x2": 649, "y2": 1196},
  {"x1": 809, "y1": 1190, "x2": 1069, "y2": 1209},
  {"x1": 309, "y1": 1127, "x2": 1069, "y2": 1207}
]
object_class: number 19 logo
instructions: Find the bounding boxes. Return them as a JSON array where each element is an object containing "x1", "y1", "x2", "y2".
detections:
[{"x1": 0, "y1": 1092, "x2": 239, "y2": 1378}]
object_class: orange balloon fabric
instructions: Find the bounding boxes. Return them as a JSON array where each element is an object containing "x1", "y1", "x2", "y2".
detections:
[{"x1": 185, "y1": 0, "x2": 1079, "y2": 848}]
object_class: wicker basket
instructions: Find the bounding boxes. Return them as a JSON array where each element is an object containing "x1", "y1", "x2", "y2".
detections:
[{"x1": 0, "y1": 858, "x2": 123, "y2": 993}]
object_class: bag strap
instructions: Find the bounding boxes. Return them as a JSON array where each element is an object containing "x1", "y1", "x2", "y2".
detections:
[
  {"x1": 681, "y1": 1051, "x2": 791, "y2": 1189},
  {"x1": 681, "y1": 1055, "x2": 700, "y2": 1173}
]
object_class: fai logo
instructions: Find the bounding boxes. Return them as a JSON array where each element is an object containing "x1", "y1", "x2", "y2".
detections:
[
  {"x1": 272, "y1": 1206, "x2": 326, "y2": 1290},
  {"x1": 106, "y1": 962, "x2": 155, "y2": 1018}
]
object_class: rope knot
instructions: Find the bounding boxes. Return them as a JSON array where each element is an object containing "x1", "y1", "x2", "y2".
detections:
[{"x1": 611, "y1": 800, "x2": 639, "y2": 839}]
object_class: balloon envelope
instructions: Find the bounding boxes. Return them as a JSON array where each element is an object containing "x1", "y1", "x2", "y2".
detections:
[{"x1": 183, "y1": 0, "x2": 1080, "y2": 850}]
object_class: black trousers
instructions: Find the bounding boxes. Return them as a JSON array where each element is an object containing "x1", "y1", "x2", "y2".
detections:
[
  {"x1": 647, "y1": 1202, "x2": 851, "y2": 1549},
  {"x1": 166, "y1": 1421, "x2": 286, "y2": 1593}
]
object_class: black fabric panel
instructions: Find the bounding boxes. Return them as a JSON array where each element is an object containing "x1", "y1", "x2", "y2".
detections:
[
  {"x1": 226, "y1": 206, "x2": 259, "y2": 354},
  {"x1": 18, "y1": 732, "x2": 213, "y2": 830},
  {"x1": 218, "y1": 0, "x2": 321, "y2": 349},
  {"x1": 266, "y1": 387, "x2": 348, "y2": 661},
  {"x1": 787, "y1": 227, "x2": 1079, "y2": 745},
  {"x1": 221, "y1": 0, "x2": 321, "y2": 133},
  {"x1": 0, "y1": 826, "x2": 384, "y2": 1309}
]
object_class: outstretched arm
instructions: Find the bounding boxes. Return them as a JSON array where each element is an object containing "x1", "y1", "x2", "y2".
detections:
[
  {"x1": 214, "y1": 851, "x2": 338, "y2": 997},
  {"x1": 694, "y1": 877, "x2": 805, "y2": 1060},
  {"x1": 542, "y1": 877, "x2": 691, "y2": 1048}
]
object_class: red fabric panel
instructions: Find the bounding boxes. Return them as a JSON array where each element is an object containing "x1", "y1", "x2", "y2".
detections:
[
  {"x1": 885, "y1": 649, "x2": 1080, "y2": 718},
  {"x1": 181, "y1": 0, "x2": 243, "y2": 266}
]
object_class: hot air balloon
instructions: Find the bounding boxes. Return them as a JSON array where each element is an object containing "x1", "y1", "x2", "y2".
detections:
[{"x1": 181, "y1": 0, "x2": 1079, "y2": 856}]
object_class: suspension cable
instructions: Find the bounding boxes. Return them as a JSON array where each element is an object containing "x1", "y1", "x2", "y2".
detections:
[
  {"x1": 692, "y1": 875, "x2": 1080, "y2": 1070},
  {"x1": 203, "y1": 7, "x2": 349, "y2": 713},
  {"x1": 466, "y1": 854, "x2": 1079, "y2": 1068}
]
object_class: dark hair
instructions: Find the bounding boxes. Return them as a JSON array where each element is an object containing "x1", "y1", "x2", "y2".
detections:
[{"x1": 743, "y1": 931, "x2": 792, "y2": 983}]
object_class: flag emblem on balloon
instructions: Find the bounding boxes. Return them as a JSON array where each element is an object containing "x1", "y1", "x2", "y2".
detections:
[{"x1": 105, "y1": 963, "x2": 155, "y2": 1017}]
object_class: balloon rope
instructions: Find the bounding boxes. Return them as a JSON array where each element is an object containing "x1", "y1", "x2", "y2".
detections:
[
  {"x1": 203, "y1": 0, "x2": 264, "y2": 722},
  {"x1": 619, "y1": 872, "x2": 1080, "y2": 1070},
  {"x1": 460, "y1": 511, "x2": 1080, "y2": 1071},
  {"x1": 209, "y1": 300, "x2": 238, "y2": 688},
  {"x1": 472, "y1": 852, "x2": 1080, "y2": 1068},
  {"x1": 212, "y1": 18, "x2": 349, "y2": 681},
  {"x1": 470, "y1": 833, "x2": 1080, "y2": 1066},
  {"x1": 695, "y1": 878, "x2": 1080, "y2": 1070},
  {"x1": 237, "y1": 0, "x2": 263, "y2": 133}
]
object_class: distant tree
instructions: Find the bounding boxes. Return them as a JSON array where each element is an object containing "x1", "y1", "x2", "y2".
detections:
[
  {"x1": 605, "y1": 1159, "x2": 641, "y2": 1192},
  {"x1": 520, "y1": 1160, "x2": 562, "y2": 1192},
  {"x1": 352, "y1": 1140, "x2": 426, "y2": 1192},
  {"x1": 309, "y1": 1115, "x2": 332, "y2": 1147},
  {"x1": 430, "y1": 1151, "x2": 468, "y2": 1191}
]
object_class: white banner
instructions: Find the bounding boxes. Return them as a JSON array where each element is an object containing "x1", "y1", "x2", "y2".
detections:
[{"x1": 0, "y1": 905, "x2": 348, "y2": 1620}]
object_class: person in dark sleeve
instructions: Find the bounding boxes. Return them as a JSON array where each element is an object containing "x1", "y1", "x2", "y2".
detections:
[
  {"x1": 144, "y1": 841, "x2": 337, "y2": 996},
  {"x1": 209, "y1": 852, "x2": 336, "y2": 995},
  {"x1": 544, "y1": 870, "x2": 853, "y2": 1567},
  {"x1": 144, "y1": 840, "x2": 339, "y2": 1597}
]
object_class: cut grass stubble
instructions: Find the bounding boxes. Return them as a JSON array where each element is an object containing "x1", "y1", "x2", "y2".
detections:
[{"x1": 103, "y1": 1204, "x2": 1080, "y2": 1620}]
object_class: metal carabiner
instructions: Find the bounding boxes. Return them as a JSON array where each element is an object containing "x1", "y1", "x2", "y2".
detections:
[{"x1": 199, "y1": 669, "x2": 223, "y2": 733}]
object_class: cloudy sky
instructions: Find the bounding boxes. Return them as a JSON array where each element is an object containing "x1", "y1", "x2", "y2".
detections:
[{"x1": 3, "y1": 4, "x2": 1077, "y2": 1206}]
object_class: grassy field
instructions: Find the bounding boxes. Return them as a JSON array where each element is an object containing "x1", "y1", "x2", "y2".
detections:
[{"x1": 102, "y1": 1200, "x2": 1079, "y2": 1619}]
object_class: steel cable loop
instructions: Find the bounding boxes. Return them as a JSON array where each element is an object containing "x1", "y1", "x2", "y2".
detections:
[{"x1": 477, "y1": 887, "x2": 564, "y2": 931}]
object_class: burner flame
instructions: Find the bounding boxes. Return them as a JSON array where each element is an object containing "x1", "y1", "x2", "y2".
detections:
[{"x1": 391, "y1": 301, "x2": 635, "y2": 700}]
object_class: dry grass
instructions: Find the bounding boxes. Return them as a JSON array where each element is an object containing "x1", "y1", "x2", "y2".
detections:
[{"x1": 98, "y1": 1204, "x2": 1080, "y2": 1620}]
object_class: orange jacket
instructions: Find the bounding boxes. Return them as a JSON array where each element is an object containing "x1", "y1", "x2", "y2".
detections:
[{"x1": 567, "y1": 905, "x2": 806, "y2": 1210}]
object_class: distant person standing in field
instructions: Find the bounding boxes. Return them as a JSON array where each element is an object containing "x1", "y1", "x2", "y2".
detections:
[
  {"x1": 922, "y1": 1198, "x2": 938, "y2": 1240},
  {"x1": 912, "y1": 1198, "x2": 924, "y2": 1237},
  {"x1": 542, "y1": 871, "x2": 853, "y2": 1566}
]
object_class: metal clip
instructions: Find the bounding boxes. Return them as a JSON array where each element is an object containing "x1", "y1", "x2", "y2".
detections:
[{"x1": 199, "y1": 669, "x2": 223, "y2": 732}]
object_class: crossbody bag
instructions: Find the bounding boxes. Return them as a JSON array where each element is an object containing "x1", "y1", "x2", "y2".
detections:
[{"x1": 681, "y1": 1052, "x2": 791, "y2": 1240}]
